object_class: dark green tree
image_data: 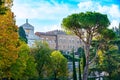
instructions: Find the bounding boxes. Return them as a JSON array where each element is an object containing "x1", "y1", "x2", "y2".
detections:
[
  {"x1": 101, "y1": 29, "x2": 120, "y2": 80},
  {"x1": 114, "y1": 23, "x2": 120, "y2": 37},
  {"x1": 93, "y1": 43, "x2": 120, "y2": 80},
  {"x1": 18, "y1": 26, "x2": 28, "y2": 43},
  {"x1": 31, "y1": 41, "x2": 52, "y2": 79},
  {"x1": 72, "y1": 49, "x2": 77, "y2": 80},
  {"x1": 62, "y1": 12, "x2": 110, "y2": 80},
  {"x1": 77, "y1": 47, "x2": 85, "y2": 80},
  {"x1": 113, "y1": 23, "x2": 120, "y2": 52},
  {"x1": 89, "y1": 29, "x2": 117, "y2": 80}
]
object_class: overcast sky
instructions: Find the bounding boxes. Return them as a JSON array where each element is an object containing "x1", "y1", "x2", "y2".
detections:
[{"x1": 12, "y1": 0, "x2": 120, "y2": 32}]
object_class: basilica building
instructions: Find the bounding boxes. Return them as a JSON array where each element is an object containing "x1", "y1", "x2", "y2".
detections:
[
  {"x1": 20, "y1": 19, "x2": 83, "y2": 52},
  {"x1": 20, "y1": 19, "x2": 40, "y2": 47}
]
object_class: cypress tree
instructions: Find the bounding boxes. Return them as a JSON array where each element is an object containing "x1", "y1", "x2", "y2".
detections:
[
  {"x1": 18, "y1": 26, "x2": 28, "y2": 43},
  {"x1": 77, "y1": 48, "x2": 83, "y2": 80},
  {"x1": 72, "y1": 49, "x2": 77, "y2": 80}
]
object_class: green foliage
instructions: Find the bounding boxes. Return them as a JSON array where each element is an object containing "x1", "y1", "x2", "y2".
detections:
[
  {"x1": 62, "y1": 13, "x2": 80, "y2": 30},
  {"x1": 89, "y1": 30, "x2": 119, "y2": 80},
  {"x1": 101, "y1": 29, "x2": 117, "y2": 40},
  {"x1": 31, "y1": 41, "x2": 52, "y2": 78},
  {"x1": 62, "y1": 12, "x2": 110, "y2": 32},
  {"x1": 24, "y1": 56, "x2": 37, "y2": 79},
  {"x1": 113, "y1": 23, "x2": 120, "y2": 52},
  {"x1": 10, "y1": 43, "x2": 37, "y2": 80},
  {"x1": 31, "y1": 42, "x2": 68, "y2": 80},
  {"x1": 0, "y1": 1, "x2": 19, "y2": 79},
  {"x1": 95, "y1": 50, "x2": 120, "y2": 80},
  {"x1": 0, "y1": 0, "x2": 37, "y2": 79},
  {"x1": 113, "y1": 23, "x2": 120, "y2": 37},
  {"x1": 62, "y1": 11, "x2": 110, "y2": 80},
  {"x1": 78, "y1": 47, "x2": 86, "y2": 70},
  {"x1": 72, "y1": 49, "x2": 77, "y2": 80},
  {"x1": 0, "y1": 0, "x2": 7, "y2": 14},
  {"x1": 78, "y1": 59, "x2": 82, "y2": 80},
  {"x1": 51, "y1": 51, "x2": 68, "y2": 80},
  {"x1": 77, "y1": 47, "x2": 86, "y2": 80},
  {"x1": 18, "y1": 26, "x2": 28, "y2": 43}
]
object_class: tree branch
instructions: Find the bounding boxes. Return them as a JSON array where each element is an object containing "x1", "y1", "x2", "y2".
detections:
[
  {"x1": 89, "y1": 45, "x2": 100, "y2": 65},
  {"x1": 73, "y1": 27, "x2": 87, "y2": 44}
]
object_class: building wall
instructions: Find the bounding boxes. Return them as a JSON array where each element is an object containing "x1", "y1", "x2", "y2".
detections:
[
  {"x1": 20, "y1": 20, "x2": 40, "y2": 47},
  {"x1": 35, "y1": 31, "x2": 83, "y2": 52},
  {"x1": 57, "y1": 34, "x2": 82, "y2": 52},
  {"x1": 40, "y1": 35, "x2": 56, "y2": 49}
]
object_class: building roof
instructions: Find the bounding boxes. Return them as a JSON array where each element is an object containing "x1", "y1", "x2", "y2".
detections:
[
  {"x1": 35, "y1": 30, "x2": 66, "y2": 37},
  {"x1": 20, "y1": 19, "x2": 34, "y2": 30},
  {"x1": 46, "y1": 30, "x2": 66, "y2": 35}
]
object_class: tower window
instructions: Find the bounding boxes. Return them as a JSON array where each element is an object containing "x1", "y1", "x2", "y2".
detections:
[{"x1": 25, "y1": 30, "x2": 30, "y2": 34}]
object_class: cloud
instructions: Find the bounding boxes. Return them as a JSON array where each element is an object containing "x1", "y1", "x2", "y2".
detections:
[
  {"x1": 77, "y1": 1, "x2": 98, "y2": 12},
  {"x1": 108, "y1": 5, "x2": 120, "y2": 18},
  {"x1": 36, "y1": 24, "x2": 62, "y2": 32},
  {"x1": 12, "y1": 0, "x2": 70, "y2": 20},
  {"x1": 78, "y1": 1, "x2": 120, "y2": 27},
  {"x1": 12, "y1": 0, "x2": 75, "y2": 32},
  {"x1": 97, "y1": 4, "x2": 120, "y2": 20},
  {"x1": 109, "y1": 20, "x2": 119, "y2": 28},
  {"x1": 78, "y1": 1, "x2": 93, "y2": 10},
  {"x1": 12, "y1": 0, "x2": 120, "y2": 32}
]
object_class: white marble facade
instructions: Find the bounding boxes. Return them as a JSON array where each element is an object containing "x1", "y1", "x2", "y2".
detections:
[{"x1": 20, "y1": 19, "x2": 40, "y2": 47}]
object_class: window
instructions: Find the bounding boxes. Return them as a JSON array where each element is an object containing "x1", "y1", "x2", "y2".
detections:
[{"x1": 25, "y1": 29, "x2": 30, "y2": 34}]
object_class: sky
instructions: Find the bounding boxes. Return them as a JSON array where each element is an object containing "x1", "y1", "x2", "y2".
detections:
[{"x1": 12, "y1": 0, "x2": 120, "y2": 32}]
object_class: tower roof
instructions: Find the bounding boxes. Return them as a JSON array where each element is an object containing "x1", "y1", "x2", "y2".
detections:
[{"x1": 20, "y1": 19, "x2": 34, "y2": 30}]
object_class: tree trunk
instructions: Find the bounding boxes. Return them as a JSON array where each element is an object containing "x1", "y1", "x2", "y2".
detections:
[
  {"x1": 79, "y1": 48, "x2": 82, "y2": 80},
  {"x1": 83, "y1": 44, "x2": 90, "y2": 80},
  {"x1": 83, "y1": 59, "x2": 89, "y2": 80}
]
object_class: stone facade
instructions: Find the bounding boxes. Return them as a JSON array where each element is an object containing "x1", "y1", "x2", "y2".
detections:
[
  {"x1": 20, "y1": 20, "x2": 83, "y2": 51},
  {"x1": 35, "y1": 30, "x2": 83, "y2": 52},
  {"x1": 20, "y1": 19, "x2": 40, "y2": 47}
]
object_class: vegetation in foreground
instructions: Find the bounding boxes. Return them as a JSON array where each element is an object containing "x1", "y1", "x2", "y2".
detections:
[{"x1": 0, "y1": 0, "x2": 120, "y2": 80}]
